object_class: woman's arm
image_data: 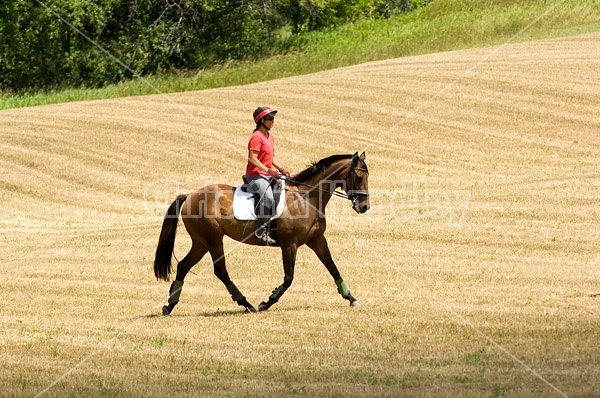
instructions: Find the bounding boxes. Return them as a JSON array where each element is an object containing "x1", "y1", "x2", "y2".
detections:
[
  {"x1": 248, "y1": 150, "x2": 271, "y2": 172},
  {"x1": 272, "y1": 157, "x2": 290, "y2": 176},
  {"x1": 272, "y1": 157, "x2": 282, "y2": 170}
]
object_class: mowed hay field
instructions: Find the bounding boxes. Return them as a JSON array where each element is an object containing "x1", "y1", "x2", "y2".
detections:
[{"x1": 1, "y1": 32, "x2": 599, "y2": 397}]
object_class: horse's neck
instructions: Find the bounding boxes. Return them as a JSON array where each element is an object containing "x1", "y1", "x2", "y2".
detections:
[{"x1": 305, "y1": 162, "x2": 349, "y2": 208}]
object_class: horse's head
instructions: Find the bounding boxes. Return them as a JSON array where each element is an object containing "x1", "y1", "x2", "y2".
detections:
[{"x1": 346, "y1": 152, "x2": 370, "y2": 214}]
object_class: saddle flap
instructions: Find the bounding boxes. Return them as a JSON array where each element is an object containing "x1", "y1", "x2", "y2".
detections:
[{"x1": 233, "y1": 179, "x2": 285, "y2": 221}]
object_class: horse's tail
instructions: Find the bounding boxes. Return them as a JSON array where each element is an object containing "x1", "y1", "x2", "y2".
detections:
[{"x1": 154, "y1": 194, "x2": 188, "y2": 281}]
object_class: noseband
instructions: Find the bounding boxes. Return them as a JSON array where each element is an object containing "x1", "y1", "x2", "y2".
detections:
[{"x1": 347, "y1": 166, "x2": 370, "y2": 208}]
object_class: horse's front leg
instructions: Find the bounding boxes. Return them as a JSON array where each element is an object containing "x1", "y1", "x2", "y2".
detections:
[
  {"x1": 258, "y1": 243, "x2": 297, "y2": 311},
  {"x1": 307, "y1": 235, "x2": 361, "y2": 307}
]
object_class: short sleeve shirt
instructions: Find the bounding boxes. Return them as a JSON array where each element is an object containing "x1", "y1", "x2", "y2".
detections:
[{"x1": 245, "y1": 130, "x2": 275, "y2": 178}]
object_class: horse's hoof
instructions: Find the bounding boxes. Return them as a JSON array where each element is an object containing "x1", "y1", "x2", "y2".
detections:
[
  {"x1": 258, "y1": 301, "x2": 269, "y2": 312},
  {"x1": 162, "y1": 302, "x2": 177, "y2": 315},
  {"x1": 350, "y1": 300, "x2": 362, "y2": 308},
  {"x1": 237, "y1": 298, "x2": 256, "y2": 313}
]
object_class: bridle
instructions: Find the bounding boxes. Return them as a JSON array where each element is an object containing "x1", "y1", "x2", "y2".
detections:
[{"x1": 347, "y1": 165, "x2": 370, "y2": 211}]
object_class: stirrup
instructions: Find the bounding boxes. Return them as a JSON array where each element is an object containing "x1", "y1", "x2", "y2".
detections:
[{"x1": 255, "y1": 230, "x2": 276, "y2": 246}]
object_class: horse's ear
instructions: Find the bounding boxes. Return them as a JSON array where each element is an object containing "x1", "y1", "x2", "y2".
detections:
[
  {"x1": 360, "y1": 152, "x2": 366, "y2": 160},
  {"x1": 352, "y1": 152, "x2": 359, "y2": 163}
]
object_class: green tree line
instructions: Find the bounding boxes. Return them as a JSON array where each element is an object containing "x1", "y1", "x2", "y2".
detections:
[{"x1": 0, "y1": 0, "x2": 422, "y2": 93}]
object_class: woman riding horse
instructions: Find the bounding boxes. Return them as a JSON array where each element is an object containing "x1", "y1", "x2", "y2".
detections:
[
  {"x1": 246, "y1": 106, "x2": 291, "y2": 245},
  {"x1": 154, "y1": 151, "x2": 370, "y2": 315}
]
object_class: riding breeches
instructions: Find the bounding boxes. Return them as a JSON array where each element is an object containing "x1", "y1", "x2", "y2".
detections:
[{"x1": 246, "y1": 175, "x2": 274, "y2": 216}]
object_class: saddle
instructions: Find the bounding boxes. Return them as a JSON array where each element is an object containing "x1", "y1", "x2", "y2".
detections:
[{"x1": 233, "y1": 177, "x2": 286, "y2": 221}]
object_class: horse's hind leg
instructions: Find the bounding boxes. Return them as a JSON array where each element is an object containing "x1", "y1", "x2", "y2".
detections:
[
  {"x1": 163, "y1": 242, "x2": 208, "y2": 315},
  {"x1": 258, "y1": 243, "x2": 297, "y2": 311},
  {"x1": 210, "y1": 242, "x2": 256, "y2": 313}
]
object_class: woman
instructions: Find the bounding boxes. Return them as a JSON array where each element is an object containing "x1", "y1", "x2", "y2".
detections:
[{"x1": 245, "y1": 106, "x2": 291, "y2": 245}]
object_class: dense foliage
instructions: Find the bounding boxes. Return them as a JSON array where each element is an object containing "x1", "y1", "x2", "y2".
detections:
[{"x1": 0, "y1": 0, "x2": 422, "y2": 93}]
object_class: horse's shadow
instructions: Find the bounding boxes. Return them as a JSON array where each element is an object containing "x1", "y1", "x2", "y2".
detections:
[
  {"x1": 144, "y1": 309, "x2": 245, "y2": 319},
  {"x1": 197, "y1": 309, "x2": 251, "y2": 318},
  {"x1": 143, "y1": 304, "x2": 311, "y2": 319}
]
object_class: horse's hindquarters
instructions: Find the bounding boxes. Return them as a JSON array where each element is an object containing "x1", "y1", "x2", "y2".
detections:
[{"x1": 180, "y1": 185, "x2": 267, "y2": 246}]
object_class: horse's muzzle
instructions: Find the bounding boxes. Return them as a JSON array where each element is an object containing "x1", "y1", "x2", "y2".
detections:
[{"x1": 351, "y1": 194, "x2": 370, "y2": 214}]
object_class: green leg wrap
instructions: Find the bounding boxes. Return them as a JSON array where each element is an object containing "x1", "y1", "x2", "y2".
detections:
[
  {"x1": 335, "y1": 278, "x2": 350, "y2": 298},
  {"x1": 168, "y1": 280, "x2": 184, "y2": 305},
  {"x1": 226, "y1": 282, "x2": 245, "y2": 302},
  {"x1": 269, "y1": 285, "x2": 288, "y2": 302}
]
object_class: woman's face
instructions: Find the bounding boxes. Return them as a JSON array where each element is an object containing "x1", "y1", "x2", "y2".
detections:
[{"x1": 263, "y1": 116, "x2": 275, "y2": 130}]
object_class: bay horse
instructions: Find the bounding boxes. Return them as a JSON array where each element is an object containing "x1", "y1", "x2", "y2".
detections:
[{"x1": 153, "y1": 152, "x2": 370, "y2": 314}]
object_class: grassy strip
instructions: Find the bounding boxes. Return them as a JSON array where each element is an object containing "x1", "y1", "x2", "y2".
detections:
[{"x1": 1, "y1": 0, "x2": 599, "y2": 110}]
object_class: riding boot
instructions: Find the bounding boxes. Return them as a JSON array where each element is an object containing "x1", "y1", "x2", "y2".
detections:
[{"x1": 255, "y1": 214, "x2": 276, "y2": 246}]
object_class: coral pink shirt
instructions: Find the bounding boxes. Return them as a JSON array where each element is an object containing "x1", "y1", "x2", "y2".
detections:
[{"x1": 245, "y1": 130, "x2": 275, "y2": 178}]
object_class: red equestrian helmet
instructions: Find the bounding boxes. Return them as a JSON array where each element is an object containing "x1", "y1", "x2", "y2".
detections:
[{"x1": 253, "y1": 106, "x2": 278, "y2": 123}]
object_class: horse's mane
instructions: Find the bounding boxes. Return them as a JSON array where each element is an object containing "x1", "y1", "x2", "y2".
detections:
[{"x1": 287, "y1": 154, "x2": 355, "y2": 186}]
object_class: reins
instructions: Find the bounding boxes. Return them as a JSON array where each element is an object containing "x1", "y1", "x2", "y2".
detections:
[
  {"x1": 283, "y1": 177, "x2": 350, "y2": 199},
  {"x1": 282, "y1": 166, "x2": 370, "y2": 202}
]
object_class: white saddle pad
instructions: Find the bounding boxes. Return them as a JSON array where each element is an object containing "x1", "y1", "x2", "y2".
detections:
[{"x1": 233, "y1": 179, "x2": 286, "y2": 221}]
